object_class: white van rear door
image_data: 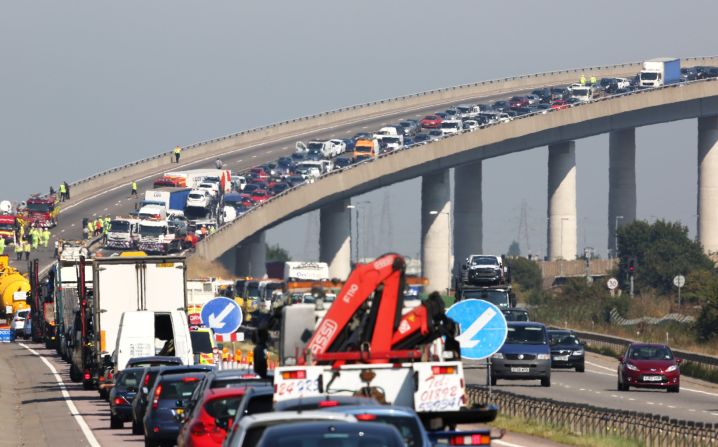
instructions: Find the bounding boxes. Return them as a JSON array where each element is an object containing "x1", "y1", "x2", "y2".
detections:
[
  {"x1": 116, "y1": 311, "x2": 154, "y2": 371},
  {"x1": 170, "y1": 311, "x2": 194, "y2": 366}
]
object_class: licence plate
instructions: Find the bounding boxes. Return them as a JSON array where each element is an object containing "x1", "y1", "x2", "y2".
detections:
[
  {"x1": 642, "y1": 375, "x2": 663, "y2": 382},
  {"x1": 510, "y1": 367, "x2": 530, "y2": 373},
  {"x1": 553, "y1": 355, "x2": 569, "y2": 361}
]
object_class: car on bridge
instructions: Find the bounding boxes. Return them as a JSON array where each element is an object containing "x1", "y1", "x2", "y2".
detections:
[
  {"x1": 420, "y1": 114, "x2": 443, "y2": 129},
  {"x1": 617, "y1": 343, "x2": 681, "y2": 393}
]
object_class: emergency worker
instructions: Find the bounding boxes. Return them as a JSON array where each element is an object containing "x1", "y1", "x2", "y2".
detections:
[
  {"x1": 174, "y1": 146, "x2": 181, "y2": 163},
  {"x1": 42, "y1": 228, "x2": 50, "y2": 248},
  {"x1": 590, "y1": 75, "x2": 597, "y2": 85},
  {"x1": 30, "y1": 227, "x2": 39, "y2": 249},
  {"x1": 0, "y1": 237, "x2": 5, "y2": 256},
  {"x1": 131, "y1": 181, "x2": 138, "y2": 197},
  {"x1": 58, "y1": 183, "x2": 66, "y2": 202},
  {"x1": 15, "y1": 241, "x2": 23, "y2": 260},
  {"x1": 580, "y1": 74, "x2": 586, "y2": 85},
  {"x1": 23, "y1": 240, "x2": 31, "y2": 260},
  {"x1": 86, "y1": 219, "x2": 93, "y2": 239}
]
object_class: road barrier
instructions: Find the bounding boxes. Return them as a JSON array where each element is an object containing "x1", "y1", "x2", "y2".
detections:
[
  {"x1": 467, "y1": 386, "x2": 718, "y2": 446},
  {"x1": 569, "y1": 328, "x2": 718, "y2": 373}
]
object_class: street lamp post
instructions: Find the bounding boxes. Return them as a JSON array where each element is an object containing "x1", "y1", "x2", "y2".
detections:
[
  {"x1": 614, "y1": 215, "x2": 624, "y2": 259},
  {"x1": 429, "y1": 210, "x2": 452, "y2": 294},
  {"x1": 347, "y1": 201, "x2": 370, "y2": 263}
]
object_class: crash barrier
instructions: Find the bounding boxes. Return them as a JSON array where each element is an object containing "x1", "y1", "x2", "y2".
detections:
[
  {"x1": 467, "y1": 386, "x2": 718, "y2": 447},
  {"x1": 567, "y1": 328, "x2": 718, "y2": 373},
  {"x1": 608, "y1": 307, "x2": 696, "y2": 326},
  {"x1": 62, "y1": 56, "x2": 718, "y2": 206}
]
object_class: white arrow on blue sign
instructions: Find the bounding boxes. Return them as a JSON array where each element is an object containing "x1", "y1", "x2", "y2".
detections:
[
  {"x1": 446, "y1": 299, "x2": 508, "y2": 360},
  {"x1": 200, "y1": 297, "x2": 243, "y2": 335}
]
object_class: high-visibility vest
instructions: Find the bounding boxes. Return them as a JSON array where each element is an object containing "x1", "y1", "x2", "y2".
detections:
[
  {"x1": 132, "y1": 182, "x2": 137, "y2": 190},
  {"x1": 174, "y1": 146, "x2": 181, "y2": 154},
  {"x1": 0, "y1": 239, "x2": 5, "y2": 252},
  {"x1": 590, "y1": 76, "x2": 597, "y2": 84},
  {"x1": 42, "y1": 230, "x2": 50, "y2": 242},
  {"x1": 59, "y1": 184, "x2": 66, "y2": 193},
  {"x1": 15, "y1": 243, "x2": 22, "y2": 253}
]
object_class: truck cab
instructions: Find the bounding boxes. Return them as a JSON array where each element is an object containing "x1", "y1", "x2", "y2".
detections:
[
  {"x1": 136, "y1": 221, "x2": 179, "y2": 254},
  {"x1": 23, "y1": 194, "x2": 59, "y2": 228},
  {"x1": 105, "y1": 218, "x2": 139, "y2": 250},
  {"x1": 353, "y1": 138, "x2": 380, "y2": 162},
  {"x1": 440, "y1": 119, "x2": 463, "y2": 135},
  {"x1": 640, "y1": 57, "x2": 681, "y2": 87}
]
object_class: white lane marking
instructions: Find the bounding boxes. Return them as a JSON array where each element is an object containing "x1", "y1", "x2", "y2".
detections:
[
  {"x1": 103, "y1": 208, "x2": 107, "y2": 211},
  {"x1": 494, "y1": 440, "x2": 531, "y2": 447},
  {"x1": 19, "y1": 343, "x2": 101, "y2": 447},
  {"x1": 628, "y1": 398, "x2": 635, "y2": 401},
  {"x1": 60, "y1": 229, "x2": 65, "y2": 233},
  {"x1": 712, "y1": 412, "x2": 718, "y2": 416},
  {"x1": 668, "y1": 405, "x2": 676, "y2": 408},
  {"x1": 362, "y1": 126, "x2": 368, "y2": 129},
  {"x1": 689, "y1": 409, "x2": 697, "y2": 412},
  {"x1": 70, "y1": 223, "x2": 75, "y2": 227},
  {"x1": 647, "y1": 401, "x2": 654, "y2": 405},
  {"x1": 252, "y1": 155, "x2": 257, "y2": 158},
  {"x1": 267, "y1": 150, "x2": 273, "y2": 153},
  {"x1": 236, "y1": 159, "x2": 243, "y2": 163}
]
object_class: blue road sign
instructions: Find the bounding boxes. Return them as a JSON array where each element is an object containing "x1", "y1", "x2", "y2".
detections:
[
  {"x1": 446, "y1": 299, "x2": 508, "y2": 360},
  {"x1": 200, "y1": 297, "x2": 243, "y2": 335}
]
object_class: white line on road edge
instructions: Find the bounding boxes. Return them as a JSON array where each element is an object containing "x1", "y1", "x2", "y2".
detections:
[
  {"x1": 494, "y1": 439, "x2": 530, "y2": 447},
  {"x1": 18, "y1": 343, "x2": 101, "y2": 447}
]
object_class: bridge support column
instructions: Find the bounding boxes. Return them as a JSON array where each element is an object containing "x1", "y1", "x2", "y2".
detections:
[
  {"x1": 422, "y1": 169, "x2": 451, "y2": 293},
  {"x1": 698, "y1": 116, "x2": 718, "y2": 254},
  {"x1": 320, "y1": 198, "x2": 351, "y2": 280},
  {"x1": 608, "y1": 128, "x2": 637, "y2": 257},
  {"x1": 454, "y1": 161, "x2": 482, "y2": 274},
  {"x1": 234, "y1": 231, "x2": 266, "y2": 278},
  {"x1": 547, "y1": 141, "x2": 577, "y2": 261}
]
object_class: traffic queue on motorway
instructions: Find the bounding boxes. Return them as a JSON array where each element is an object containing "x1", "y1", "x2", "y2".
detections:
[{"x1": 0, "y1": 58, "x2": 708, "y2": 445}]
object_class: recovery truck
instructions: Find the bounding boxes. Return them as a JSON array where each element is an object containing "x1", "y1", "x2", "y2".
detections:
[
  {"x1": 273, "y1": 253, "x2": 498, "y2": 436},
  {"x1": 22, "y1": 194, "x2": 59, "y2": 228},
  {"x1": 70, "y1": 255, "x2": 189, "y2": 388},
  {"x1": 457, "y1": 254, "x2": 515, "y2": 309},
  {"x1": 104, "y1": 217, "x2": 139, "y2": 250},
  {"x1": 136, "y1": 220, "x2": 182, "y2": 254}
]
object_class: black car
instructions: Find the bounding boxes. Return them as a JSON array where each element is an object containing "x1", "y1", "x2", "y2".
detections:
[
  {"x1": 243, "y1": 183, "x2": 260, "y2": 194},
  {"x1": 550, "y1": 87, "x2": 569, "y2": 100},
  {"x1": 143, "y1": 372, "x2": 208, "y2": 446},
  {"x1": 548, "y1": 329, "x2": 585, "y2": 372},
  {"x1": 492, "y1": 100, "x2": 510, "y2": 112},
  {"x1": 334, "y1": 157, "x2": 354, "y2": 169},
  {"x1": 109, "y1": 367, "x2": 144, "y2": 429},
  {"x1": 286, "y1": 175, "x2": 307, "y2": 187},
  {"x1": 414, "y1": 133, "x2": 430, "y2": 143},
  {"x1": 680, "y1": 67, "x2": 698, "y2": 82},
  {"x1": 290, "y1": 152, "x2": 306, "y2": 162},
  {"x1": 270, "y1": 183, "x2": 290, "y2": 195},
  {"x1": 531, "y1": 88, "x2": 552, "y2": 103},
  {"x1": 502, "y1": 308, "x2": 530, "y2": 322}
]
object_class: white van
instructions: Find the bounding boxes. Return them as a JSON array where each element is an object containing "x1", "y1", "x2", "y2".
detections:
[{"x1": 114, "y1": 310, "x2": 194, "y2": 371}]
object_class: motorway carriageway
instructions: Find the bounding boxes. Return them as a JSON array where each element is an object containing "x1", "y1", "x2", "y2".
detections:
[
  {"x1": 3, "y1": 341, "x2": 567, "y2": 447},
  {"x1": 465, "y1": 351, "x2": 718, "y2": 424},
  {"x1": 22, "y1": 84, "x2": 548, "y2": 279}
]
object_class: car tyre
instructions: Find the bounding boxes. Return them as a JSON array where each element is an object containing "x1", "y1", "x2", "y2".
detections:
[
  {"x1": 540, "y1": 376, "x2": 551, "y2": 387},
  {"x1": 69, "y1": 364, "x2": 82, "y2": 383},
  {"x1": 575, "y1": 364, "x2": 585, "y2": 373},
  {"x1": 617, "y1": 378, "x2": 628, "y2": 391},
  {"x1": 110, "y1": 414, "x2": 123, "y2": 429},
  {"x1": 668, "y1": 385, "x2": 680, "y2": 393},
  {"x1": 82, "y1": 380, "x2": 94, "y2": 391},
  {"x1": 490, "y1": 376, "x2": 497, "y2": 386},
  {"x1": 132, "y1": 420, "x2": 143, "y2": 435}
]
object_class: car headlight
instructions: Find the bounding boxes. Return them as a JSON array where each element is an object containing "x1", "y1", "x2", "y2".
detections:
[
  {"x1": 625, "y1": 363, "x2": 639, "y2": 371},
  {"x1": 537, "y1": 354, "x2": 550, "y2": 360},
  {"x1": 665, "y1": 365, "x2": 678, "y2": 373},
  {"x1": 572, "y1": 349, "x2": 584, "y2": 356},
  {"x1": 491, "y1": 353, "x2": 503, "y2": 359}
]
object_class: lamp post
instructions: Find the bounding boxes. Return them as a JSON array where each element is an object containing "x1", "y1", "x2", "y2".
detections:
[
  {"x1": 429, "y1": 209, "x2": 452, "y2": 294},
  {"x1": 614, "y1": 215, "x2": 624, "y2": 259},
  {"x1": 347, "y1": 201, "x2": 370, "y2": 263}
]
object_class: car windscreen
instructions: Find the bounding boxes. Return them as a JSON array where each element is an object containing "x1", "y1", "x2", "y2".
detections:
[
  {"x1": 119, "y1": 370, "x2": 142, "y2": 389},
  {"x1": 109, "y1": 221, "x2": 131, "y2": 232},
  {"x1": 640, "y1": 72, "x2": 659, "y2": 80},
  {"x1": 506, "y1": 325, "x2": 546, "y2": 344},
  {"x1": 471, "y1": 256, "x2": 498, "y2": 265},
  {"x1": 211, "y1": 378, "x2": 268, "y2": 389},
  {"x1": 627, "y1": 346, "x2": 673, "y2": 361},
  {"x1": 139, "y1": 225, "x2": 165, "y2": 236},
  {"x1": 190, "y1": 332, "x2": 213, "y2": 354},
  {"x1": 461, "y1": 290, "x2": 509, "y2": 308},
  {"x1": 205, "y1": 396, "x2": 243, "y2": 419},
  {"x1": 307, "y1": 142, "x2": 324, "y2": 150},
  {"x1": 549, "y1": 334, "x2": 581, "y2": 346}
]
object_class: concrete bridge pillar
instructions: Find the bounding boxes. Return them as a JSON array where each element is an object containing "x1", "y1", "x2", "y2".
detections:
[
  {"x1": 698, "y1": 116, "x2": 718, "y2": 254},
  {"x1": 454, "y1": 161, "x2": 482, "y2": 274},
  {"x1": 234, "y1": 231, "x2": 266, "y2": 278},
  {"x1": 608, "y1": 128, "x2": 637, "y2": 256},
  {"x1": 422, "y1": 169, "x2": 451, "y2": 293},
  {"x1": 320, "y1": 198, "x2": 351, "y2": 280},
  {"x1": 547, "y1": 141, "x2": 577, "y2": 261}
]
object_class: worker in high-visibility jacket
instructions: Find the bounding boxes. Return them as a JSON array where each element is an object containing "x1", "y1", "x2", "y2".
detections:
[
  {"x1": 41, "y1": 228, "x2": 50, "y2": 248},
  {"x1": 14, "y1": 241, "x2": 23, "y2": 260},
  {"x1": 174, "y1": 146, "x2": 182, "y2": 164},
  {"x1": 23, "y1": 240, "x2": 31, "y2": 260},
  {"x1": 580, "y1": 74, "x2": 586, "y2": 85},
  {"x1": 0, "y1": 238, "x2": 5, "y2": 256},
  {"x1": 30, "y1": 228, "x2": 40, "y2": 249},
  {"x1": 590, "y1": 75, "x2": 597, "y2": 85},
  {"x1": 58, "y1": 183, "x2": 67, "y2": 202},
  {"x1": 131, "y1": 181, "x2": 138, "y2": 197},
  {"x1": 86, "y1": 219, "x2": 94, "y2": 239}
]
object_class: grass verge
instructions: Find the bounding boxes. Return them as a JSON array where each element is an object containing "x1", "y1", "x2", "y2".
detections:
[{"x1": 489, "y1": 413, "x2": 643, "y2": 447}]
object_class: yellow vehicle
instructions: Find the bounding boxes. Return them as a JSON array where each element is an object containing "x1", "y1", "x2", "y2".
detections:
[
  {"x1": 0, "y1": 256, "x2": 30, "y2": 317},
  {"x1": 189, "y1": 327, "x2": 217, "y2": 365}
]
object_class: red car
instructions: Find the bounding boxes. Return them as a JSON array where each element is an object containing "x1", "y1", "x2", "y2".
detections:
[
  {"x1": 617, "y1": 343, "x2": 681, "y2": 392},
  {"x1": 176, "y1": 388, "x2": 248, "y2": 447},
  {"x1": 420, "y1": 114, "x2": 443, "y2": 129},
  {"x1": 250, "y1": 167, "x2": 269, "y2": 180},
  {"x1": 509, "y1": 96, "x2": 529, "y2": 109},
  {"x1": 238, "y1": 193, "x2": 256, "y2": 208},
  {"x1": 551, "y1": 99, "x2": 569, "y2": 110},
  {"x1": 250, "y1": 189, "x2": 271, "y2": 203}
]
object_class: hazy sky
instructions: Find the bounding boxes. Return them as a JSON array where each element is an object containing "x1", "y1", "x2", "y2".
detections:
[{"x1": 1, "y1": 1, "x2": 716, "y2": 260}]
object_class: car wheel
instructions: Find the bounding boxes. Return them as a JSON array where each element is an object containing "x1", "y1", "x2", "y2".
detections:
[
  {"x1": 110, "y1": 414, "x2": 123, "y2": 429},
  {"x1": 668, "y1": 385, "x2": 680, "y2": 393},
  {"x1": 490, "y1": 376, "x2": 497, "y2": 386},
  {"x1": 132, "y1": 420, "x2": 143, "y2": 435},
  {"x1": 82, "y1": 380, "x2": 94, "y2": 391},
  {"x1": 618, "y1": 378, "x2": 628, "y2": 391},
  {"x1": 540, "y1": 376, "x2": 551, "y2": 387},
  {"x1": 69, "y1": 364, "x2": 82, "y2": 383},
  {"x1": 575, "y1": 365, "x2": 585, "y2": 373}
]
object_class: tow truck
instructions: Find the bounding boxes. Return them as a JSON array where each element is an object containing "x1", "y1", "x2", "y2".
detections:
[
  {"x1": 22, "y1": 194, "x2": 59, "y2": 228},
  {"x1": 273, "y1": 253, "x2": 499, "y2": 439}
]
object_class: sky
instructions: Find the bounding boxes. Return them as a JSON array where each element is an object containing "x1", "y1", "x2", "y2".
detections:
[{"x1": 1, "y1": 0, "x2": 716, "y2": 260}]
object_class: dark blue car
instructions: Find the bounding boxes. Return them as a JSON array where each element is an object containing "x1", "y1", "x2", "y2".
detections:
[
  {"x1": 109, "y1": 367, "x2": 144, "y2": 429},
  {"x1": 143, "y1": 371, "x2": 209, "y2": 446}
]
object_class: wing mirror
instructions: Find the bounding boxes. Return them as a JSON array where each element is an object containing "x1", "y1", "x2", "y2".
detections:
[
  {"x1": 676, "y1": 358, "x2": 683, "y2": 365},
  {"x1": 618, "y1": 356, "x2": 624, "y2": 363}
]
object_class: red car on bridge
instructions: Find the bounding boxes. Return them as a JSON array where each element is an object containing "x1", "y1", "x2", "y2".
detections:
[{"x1": 420, "y1": 114, "x2": 443, "y2": 129}]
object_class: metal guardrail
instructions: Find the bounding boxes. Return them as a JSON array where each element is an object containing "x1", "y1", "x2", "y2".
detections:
[
  {"x1": 198, "y1": 75, "x2": 718, "y2": 252},
  {"x1": 467, "y1": 386, "x2": 718, "y2": 447},
  {"x1": 567, "y1": 328, "x2": 718, "y2": 372}
]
